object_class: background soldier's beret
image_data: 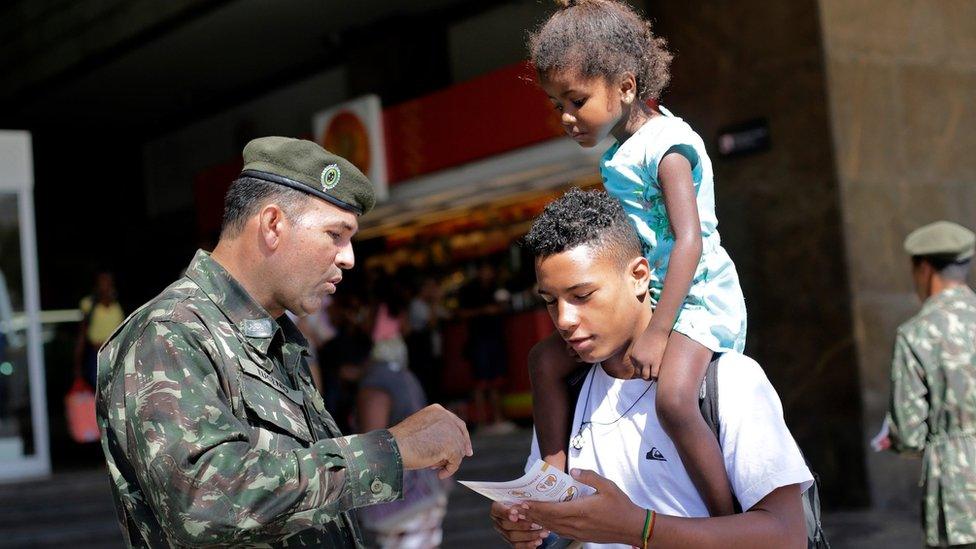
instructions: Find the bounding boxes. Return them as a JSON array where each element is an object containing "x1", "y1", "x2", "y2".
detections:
[
  {"x1": 241, "y1": 136, "x2": 376, "y2": 215},
  {"x1": 903, "y1": 220, "x2": 976, "y2": 261}
]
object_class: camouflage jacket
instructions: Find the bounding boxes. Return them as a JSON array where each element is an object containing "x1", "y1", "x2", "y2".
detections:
[
  {"x1": 96, "y1": 250, "x2": 403, "y2": 548},
  {"x1": 887, "y1": 285, "x2": 976, "y2": 546}
]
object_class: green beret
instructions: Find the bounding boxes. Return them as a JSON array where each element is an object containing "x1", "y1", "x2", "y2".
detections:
[
  {"x1": 241, "y1": 136, "x2": 375, "y2": 215},
  {"x1": 904, "y1": 220, "x2": 975, "y2": 261}
]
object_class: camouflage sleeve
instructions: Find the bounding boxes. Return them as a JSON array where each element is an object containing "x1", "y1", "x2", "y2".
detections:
[
  {"x1": 125, "y1": 320, "x2": 403, "y2": 545},
  {"x1": 886, "y1": 330, "x2": 929, "y2": 454}
]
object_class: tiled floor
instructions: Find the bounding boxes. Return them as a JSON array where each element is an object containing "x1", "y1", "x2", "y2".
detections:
[{"x1": 0, "y1": 427, "x2": 922, "y2": 548}]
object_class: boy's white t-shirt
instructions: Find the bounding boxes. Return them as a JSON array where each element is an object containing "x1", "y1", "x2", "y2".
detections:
[{"x1": 526, "y1": 352, "x2": 813, "y2": 549}]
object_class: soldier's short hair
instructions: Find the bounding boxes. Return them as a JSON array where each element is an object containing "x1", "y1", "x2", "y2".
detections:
[
  {"x1": 220, "y1": 176, "x2": 312, "y2": 238},
  {"x1": 912, "y1": 255, "x2": 972, "y2": 281},
  {"x1": 523, "y1": 187, "x2": 641, "y2": 268}
]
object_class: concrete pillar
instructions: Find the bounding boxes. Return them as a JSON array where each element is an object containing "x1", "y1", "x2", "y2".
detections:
[{"x1": 819, "y1": 0, "x2": 976, "y2": 510}]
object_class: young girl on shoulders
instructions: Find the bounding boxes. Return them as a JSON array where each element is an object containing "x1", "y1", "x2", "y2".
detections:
[{"x1": 527, "y1": 0, "x2": 748, "y2": 517}]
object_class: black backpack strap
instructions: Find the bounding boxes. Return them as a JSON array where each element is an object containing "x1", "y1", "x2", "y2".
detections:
[
  {"x1": 804, "y1": 472, "x2": 829, "y2": 548},
  {"x1": 698, "y1": 353, "x2": 743, "y2": 514},
  {"x1": 699, "y1": 354, "x2": 721, "y2": 440}
]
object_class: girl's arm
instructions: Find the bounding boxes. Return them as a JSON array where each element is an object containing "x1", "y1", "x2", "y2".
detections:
[
  {"x1": 649, "y1": 150, "x2": 703, "y2": 332},
  {"x1": 633, "y1": 150, "x2": 703, "y2": 378}
]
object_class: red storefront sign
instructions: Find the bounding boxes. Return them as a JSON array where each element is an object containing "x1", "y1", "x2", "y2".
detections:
[
  {"x1": 382, "y1": 61, "x2": 564, "y2": 184},
  {"x1": 194, "y1": 62, "x2": 564, "y2": 241}
]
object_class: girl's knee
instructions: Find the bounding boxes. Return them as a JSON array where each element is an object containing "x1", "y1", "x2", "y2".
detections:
[{"x1": 528, "y1": 333, "x2": 574, "y2": 378}]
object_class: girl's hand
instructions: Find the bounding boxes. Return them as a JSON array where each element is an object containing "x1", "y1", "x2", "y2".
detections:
[{"x1": 631, "y1": 327, "x2": 669, "y2": 379}]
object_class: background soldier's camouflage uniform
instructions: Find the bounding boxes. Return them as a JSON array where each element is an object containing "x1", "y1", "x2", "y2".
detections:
[
  {"x1": 97, "y1": 250, "x2": 403, "y2": 548},
  {"x1": 887, "y1": 285, "x2": 976, "y2": 547}
]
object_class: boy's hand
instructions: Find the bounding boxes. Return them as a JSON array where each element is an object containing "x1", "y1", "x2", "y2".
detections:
[
  {"x1": 523, "y1": 469, "x2": 645, "y2": 546},
  {"x1": 631, "y1": 327, "x2": 669, "y2": 380}
]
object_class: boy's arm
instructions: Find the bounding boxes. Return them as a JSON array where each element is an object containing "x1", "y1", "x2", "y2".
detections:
[
  {"x1": 522, "y1": 469, "x2": 805, "y2": 548},
  {"x1": 647, "y1": 483, "x2": 804, "y2": 548},
  {"x1": 529, "y1": 332, "x2": 579, "y2": 472}
]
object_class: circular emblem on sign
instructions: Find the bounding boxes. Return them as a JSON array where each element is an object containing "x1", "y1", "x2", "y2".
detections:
[
  {"x1": 321, "y1": 164, "x2": 341, "y2": 190},
  {"x1": 323, "y1": 110, "x2": 370, "y2": 175}
]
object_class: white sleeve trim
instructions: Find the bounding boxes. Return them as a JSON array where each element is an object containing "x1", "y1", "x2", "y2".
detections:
[{"x1": 738, "y1": 467, "x2": 815, "y2": 511}]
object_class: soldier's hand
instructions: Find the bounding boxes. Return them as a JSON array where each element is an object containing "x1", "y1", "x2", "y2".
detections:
[{"x1": 389, "y1": 404, "x2": 473, "y2": 479}]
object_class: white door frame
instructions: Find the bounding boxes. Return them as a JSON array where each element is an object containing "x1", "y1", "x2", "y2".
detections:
[{"x1": 0, "y1": 130, "x2": 50, "y2": 482}]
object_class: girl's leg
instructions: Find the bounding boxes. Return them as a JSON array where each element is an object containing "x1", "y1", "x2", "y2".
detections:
[
  {"x1": 655, "y1": 331, "x2": 735, "y2": 516},
  {"x1": 529, "y1": 331, "x2": 580, "y2": 471}
]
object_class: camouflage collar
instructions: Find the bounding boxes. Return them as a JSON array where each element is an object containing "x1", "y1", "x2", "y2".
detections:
[
  {"x1": 279, "y1": 313, "x2": 311, "y2": 352},
  {"x1": 185, "y1": 250, "x2": 290, "y2": 355},
  {"x1": 922, "y1": 285, "x2": 975, "y2": 315}
]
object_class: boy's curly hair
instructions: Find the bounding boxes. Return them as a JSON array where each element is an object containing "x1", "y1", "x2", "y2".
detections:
[
  {"x1": 528, "y1": 0, "x2": 673, "y2": 101},
  {"x1": 523, "y1": 188, "x2": 641, "y2": 266}
]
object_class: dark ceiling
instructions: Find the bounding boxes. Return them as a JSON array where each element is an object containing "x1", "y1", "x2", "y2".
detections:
[
  {"x1": 2, "y1": 0, "x2": 496, "y2": 309},
  {"x1": 0, "y1": 0, "x2": 478, "y2": 136}
]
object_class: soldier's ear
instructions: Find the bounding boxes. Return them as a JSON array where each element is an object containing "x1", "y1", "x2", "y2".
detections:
[{"x1": 257, "y1": 204, "x2": 286, "y2": 250}]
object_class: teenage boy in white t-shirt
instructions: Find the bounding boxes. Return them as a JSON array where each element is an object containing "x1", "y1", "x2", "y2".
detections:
[{"x1": 491, "y1": 189, "x2": 812, "y2": 548}]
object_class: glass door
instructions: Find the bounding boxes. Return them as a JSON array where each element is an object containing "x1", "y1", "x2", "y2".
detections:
[{"x1": 0, "y1": 131, "x2": 49, "y2": 481}]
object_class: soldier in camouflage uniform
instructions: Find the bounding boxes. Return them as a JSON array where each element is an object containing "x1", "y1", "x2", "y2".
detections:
[
  {"x1": 97, "y1": 137, "x2": 473, "y2": 548},
  {"x1": 886, "y1": 220, "x2": 976, "y2": 548}
]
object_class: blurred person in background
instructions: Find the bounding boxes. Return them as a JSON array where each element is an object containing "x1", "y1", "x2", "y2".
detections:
[
  {"x1": 357, "y1": 283, "x2": 448, "y2": 548},
  {"x1": 458, "y1": 261, "x2": 515, "y2": 434},
  {"x1": 407, "y1": 277, "x2": 445, "y2": 403},
  {"x1": 74, "y1": 271, "x2": 124, "y2": 389},
  {"x1": 370, "y1": 283, "x2": 410, "y2": 369},
  {"x1": 319, "y1": 293, "x2": 374, "y2": 432},
  {"x1": 885, "y1": 220, "x2": 976, "y2": 549}
]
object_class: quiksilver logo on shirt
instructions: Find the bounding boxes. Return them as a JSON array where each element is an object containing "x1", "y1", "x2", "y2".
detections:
[{"x1": 646, "y1": 447, "x2": 667, "y2": 461}]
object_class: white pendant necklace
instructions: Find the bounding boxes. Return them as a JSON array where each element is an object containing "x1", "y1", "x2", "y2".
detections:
[
  {"x1": 571, "y1": 366, "x2": 654, "y2": 451},
  {"x1": 570, "y1": 425, "x2": 590, "y2": 451}
]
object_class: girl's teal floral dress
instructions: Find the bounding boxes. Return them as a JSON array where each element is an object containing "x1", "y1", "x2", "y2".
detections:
[{"x1": 601, "y1": 106, "x2": 747, "y2": 353}]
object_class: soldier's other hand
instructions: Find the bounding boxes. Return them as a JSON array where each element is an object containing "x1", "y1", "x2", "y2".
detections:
[{"x1": 389, "y1": 404, "x2": 473, "y2": 479}]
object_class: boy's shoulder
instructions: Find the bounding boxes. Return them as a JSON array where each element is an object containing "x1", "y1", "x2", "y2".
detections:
[
  {"x1": 715, "y1": 351, "x2": 762, "y2": 373},
  {"x1": 714, "y1": 352, "x2": 776, "y2": 399}
]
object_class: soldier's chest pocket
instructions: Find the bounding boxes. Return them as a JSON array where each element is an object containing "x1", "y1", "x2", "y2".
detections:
[{"x1": 237, "y1": 360, "x2": 314, "y2": 446}]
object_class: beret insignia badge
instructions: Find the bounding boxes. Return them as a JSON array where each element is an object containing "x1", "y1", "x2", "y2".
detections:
[{"x1": 321, "y1": 164, "x2": 341, "y2": 190}]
